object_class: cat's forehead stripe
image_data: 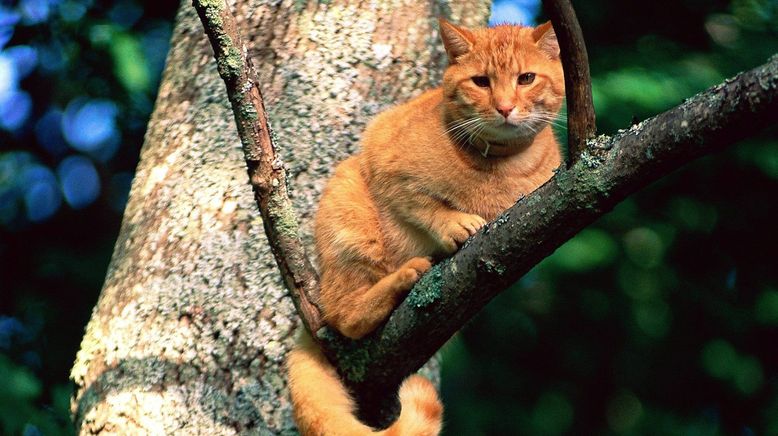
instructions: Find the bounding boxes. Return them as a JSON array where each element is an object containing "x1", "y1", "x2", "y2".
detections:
[{"x1": 469, "y1": 26, "x2": 534, "y2": 72}]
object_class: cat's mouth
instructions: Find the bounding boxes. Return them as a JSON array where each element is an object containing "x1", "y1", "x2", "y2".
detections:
[{"x1": 485, "y1": 118, "x2": 544, "y2": 140}]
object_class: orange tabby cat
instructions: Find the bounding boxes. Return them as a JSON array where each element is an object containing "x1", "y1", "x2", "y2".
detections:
[{"x1": 287, "y1": 19, "x2": 564, "y2": 435}]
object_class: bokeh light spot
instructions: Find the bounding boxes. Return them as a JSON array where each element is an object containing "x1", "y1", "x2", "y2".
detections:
[
  {"x1": 619, "y1": 265, "x2": 662, "y2": 301},
  {"x1": 21, "y1": 165, "x2": 61, "y2": 222},
  {"x1": 0, "y1": 90, "x2": 33, "y2": 131},
  {"x1": 623, "y1": 227, "x2": 664, "y2": 269},
  {"x1": 5, "y1": 45, "x2": 38, "y2": 78},
  {"x1": 634, "y1": 300, "x2": 671, "y2": 338},
  {"x1": 0, "y1": 8, "x2": 21, "y2": 49},
  {"x1": 89, "y1": 133, "x2": 120, "y2": 162},
  {"x1": 19, "y1": 0, "x2": 51, "y2": 25},
  {"x1": 531, "y1": 391, "x2": 574, "y2": 435},
  {"x1": 57, "y1": 155, "x2": 100, "y2": 209},
  {"x1": 551, "y1": 228, "x2": 618, "y2": 272},
  {"x1": 0, "y1": 316, "x2": 26, "y2": 349},
  {"x1": 754, "y1": 289, "x2": 778, "y2": 325},
  {"x1": 61, "y1": 98, "x2": 119, "y2": 152},
  {"x1": 0, "y1": 27, "x2": 13, "y2": 49},
  {"x1": 0, "y1": 7, "x2": 22, "y2": 27},
  {"x1": 0, "y1": 53, "x2": 17, "y2": 96},
  {"x1": 607, "y1": 391, "x2": 643, "y2": 432},
  {"x1": 733, "y1": 356, "x2": 764, "y2": 395},
  {"x1": 701, "y1": 339, "x2": 737, "y2": 380},
  {"x1": 0, "y1": 354, "x2": 42, "y2": 400}
]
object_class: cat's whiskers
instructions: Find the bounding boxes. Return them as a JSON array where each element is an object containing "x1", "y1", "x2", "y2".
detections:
[
  {"x1": 448, "y1": 116, "x2": 488, "y2": 147},
  {"x1": 440, "y1": 116, "x2": 484, "y2": 145},
  {"x1": 467, "y1": 120, "x2": 491, "y2": 155},
  {"x1": 533, "y1": 115, "x2": 565, "y2": 125},
  {"x1": 448, "y1": 122, "x2": 477, "y2": 145},
  {"x1": 531, "y1": 111, "x2": 567, "y2": 129},
  {"x1": 442, "y1": 117, "x2": 481, "y2": 136},
  {"x1": 475, "y1": 122, "x2": 490, "y2": 143},
  {"x1": 524, "y1": 112, "x2": 567, "y2": 130}
]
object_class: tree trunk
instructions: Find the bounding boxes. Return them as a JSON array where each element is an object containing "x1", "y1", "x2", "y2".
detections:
[{"x1": 70, "y1": 0, "x2": 490, "y2": 434}]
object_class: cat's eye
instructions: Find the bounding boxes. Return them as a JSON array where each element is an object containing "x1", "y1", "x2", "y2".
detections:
[
  {"x1": 518, "y1": 72, "x2": 536, "y2": 85},
  {"x1": 471, "y1": 76, "x2": 490, "y2": 88}
]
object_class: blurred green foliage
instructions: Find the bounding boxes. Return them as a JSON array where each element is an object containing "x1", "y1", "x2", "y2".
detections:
[
  {"x1": 0, "y1": 0, "x2": 176, "y2": 434},
  {"x1": 441, "y1": 0, "x2": 777, "y2": 435},
  {"x1": 0, "y1": 355, "x2": 71, "y2": 435}
]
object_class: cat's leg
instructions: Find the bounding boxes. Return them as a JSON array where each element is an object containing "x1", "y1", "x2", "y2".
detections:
[
  {"x1": 426, "y1": 209, "x2": 487, "y2": 254},
  {"x1": 322, "y1": 256, "x2": 432, "y2": 339},
  {"x1": 388, "y1": 193, "x2": 487, "y2": 255}
]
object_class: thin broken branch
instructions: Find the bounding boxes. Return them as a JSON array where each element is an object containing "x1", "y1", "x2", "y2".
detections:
[
  {"x1": 542, "y1": 0, "x2": 597, "y2": 163},
  {"x1": 328, "y1": 56, "x2": 778, "y2": 424},
  {"x1": 192, "y1": 0, "x2": 323, "y2": 333}
]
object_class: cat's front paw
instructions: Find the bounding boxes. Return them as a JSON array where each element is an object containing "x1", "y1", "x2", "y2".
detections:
[{"x1": 439, "y1": 213, "x2": 486, "y2": 254}]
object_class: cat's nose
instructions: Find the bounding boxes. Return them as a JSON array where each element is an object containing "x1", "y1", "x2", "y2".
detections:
[{"x1": 496, "y1": 105, "x2": 515, "y2": 118}]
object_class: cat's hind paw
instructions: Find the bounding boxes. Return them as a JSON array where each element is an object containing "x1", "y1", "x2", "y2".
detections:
[{"x1": 396, "y1": 256, "x2": 433, "y2": 288}]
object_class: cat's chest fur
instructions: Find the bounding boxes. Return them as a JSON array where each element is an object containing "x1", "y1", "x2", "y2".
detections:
[
  {"x1": 436, "y1": 148, "x2": 558, "y2": 220},
  {"x1": 412, "y1": 127, "x2": 561, "y2": 221}
]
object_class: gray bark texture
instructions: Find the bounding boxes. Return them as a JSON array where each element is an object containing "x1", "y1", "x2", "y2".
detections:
[{"x1": 69, "y1": 0, "x2": 490, "y2": 434}]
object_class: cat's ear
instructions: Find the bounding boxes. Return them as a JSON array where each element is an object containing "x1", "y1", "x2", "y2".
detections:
[
  {"x1": 532, "y1": 21, "x2": 560, "y2": 59},
  {"x1": 439, "y1": 18, "x2": 475, "y2": 62}
]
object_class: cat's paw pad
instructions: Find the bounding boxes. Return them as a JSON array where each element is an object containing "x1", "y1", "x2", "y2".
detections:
[
  {"x1": 440, "y1": 213, "x2": 486, "y2": 253},
  {"x1": 397, "y1": 257, "x2": 433, "y2": 286}
]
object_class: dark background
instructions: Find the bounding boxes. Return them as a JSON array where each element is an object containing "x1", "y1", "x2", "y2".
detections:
[{"x1": 0, "y1": 0, "x2": 776, "y2": 434}]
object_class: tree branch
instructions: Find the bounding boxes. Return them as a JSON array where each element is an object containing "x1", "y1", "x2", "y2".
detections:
[
  {"x1": 192, "y1": 0, "x2": 323, "y2": 333},
  {"x1": 193, "y1": 0, "x2": 778, "y2": 427},
  {"x1": 542, "y1": 0, "x2": 596, "y2": 163},
  {"x1": 326, "y1": 56, "x2": 778, "y2": 423}
]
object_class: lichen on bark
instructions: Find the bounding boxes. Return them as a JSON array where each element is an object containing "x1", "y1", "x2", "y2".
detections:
[{"x1": 406, "y1": 263, "x2": 444, "y2": 308}]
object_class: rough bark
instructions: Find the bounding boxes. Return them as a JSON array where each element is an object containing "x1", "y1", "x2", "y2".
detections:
[
  {"x1": 193, "y1": 0, "x2": 324, "y2": 335},
  {"x1": 327, "y1": 55, "x2": 778, "y2": 421},
  {"x1": 69, "y1": 0, "x2": 490, "y2": 434}
]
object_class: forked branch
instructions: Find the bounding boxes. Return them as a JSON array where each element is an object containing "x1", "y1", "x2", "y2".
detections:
[
  {"x1": 192, "y1": 0, "x2": 323, "y2": 334},
  {"x1": 193, "y1": 0, "x2": 778, "y2": 427},
  {"x1": 542, "y1": 0, "x2": 597, "y2": 163},
  {"x1": 331, "y1": 55, "x2": 778, "y2": 424}
]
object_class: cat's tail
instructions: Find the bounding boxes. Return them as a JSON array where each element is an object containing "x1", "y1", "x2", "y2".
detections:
[{"x1": 287, "y1": 332, "x2": 442, "y2": 436}]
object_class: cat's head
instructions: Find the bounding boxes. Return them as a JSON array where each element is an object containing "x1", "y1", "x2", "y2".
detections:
[{"x1": 439, "y1": 19, "x2": 565, "y2": 149}]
